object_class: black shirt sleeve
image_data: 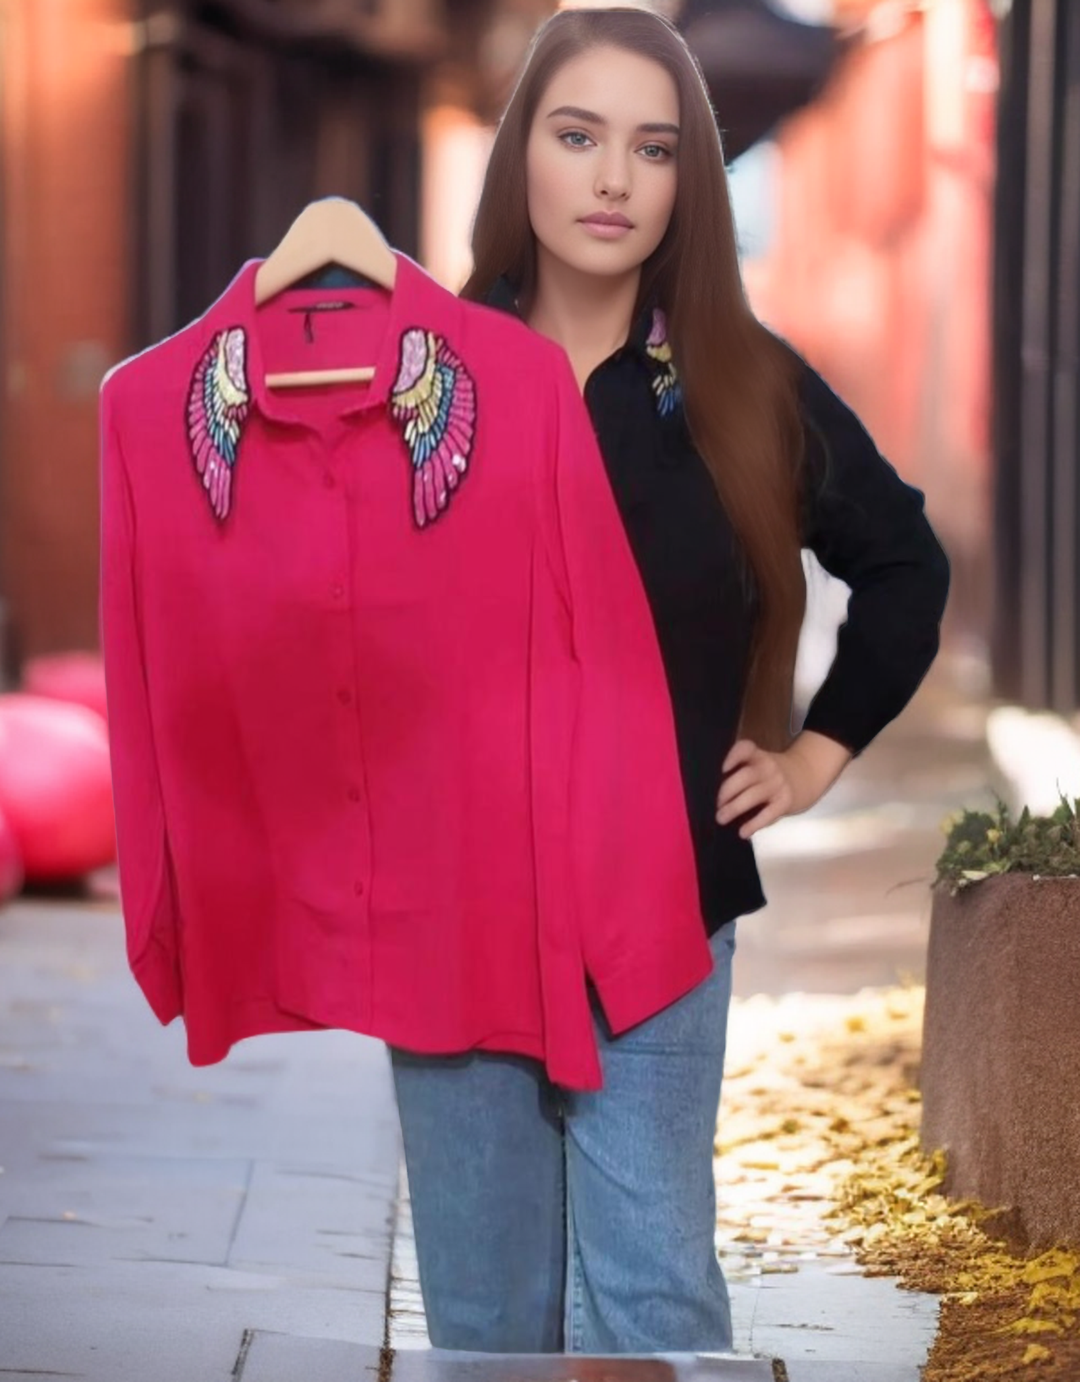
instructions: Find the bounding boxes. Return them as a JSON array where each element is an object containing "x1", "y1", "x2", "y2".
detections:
[{"x1": 794, "y1": 355, "x2": 950, "y2": 755}]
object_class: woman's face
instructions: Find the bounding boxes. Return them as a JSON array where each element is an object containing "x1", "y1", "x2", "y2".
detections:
[{"x1": 525, "y1": 44, "x2": 680, "y2": 281}]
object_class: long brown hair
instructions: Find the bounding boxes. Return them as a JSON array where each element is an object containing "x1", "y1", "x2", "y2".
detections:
[{"x1": 462, "y1": 6, "x2": 806, "y2": 751}]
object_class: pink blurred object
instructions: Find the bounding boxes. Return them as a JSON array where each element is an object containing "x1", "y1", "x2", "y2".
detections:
[
  {"x1": 0, "y1": 802, "x2": 23, "y2": 902},
  {"x1": 22, "y1": 651, "x2": 108, "y2": 722},
  {"x1": 0, "y1": 694, "x2": 116, "y2": 880}
]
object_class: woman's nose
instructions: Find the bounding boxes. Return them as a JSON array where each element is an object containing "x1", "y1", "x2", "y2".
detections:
[{"x1": 594, "y1": 153, "x2": 631, "y2": 200}]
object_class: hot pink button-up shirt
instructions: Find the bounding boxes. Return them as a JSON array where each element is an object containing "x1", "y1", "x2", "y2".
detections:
[{"x1": 99, "y1": 253, "x2": 712, "y2": 1089}]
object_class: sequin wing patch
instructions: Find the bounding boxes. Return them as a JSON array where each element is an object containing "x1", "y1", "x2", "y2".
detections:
[
  {"x1": 186, "y1": 327, "x2": 251, "y2": 522},
  {"x1": 645, "y1": 307, "x2": 683, "y2": 418},
  {"x1": 390, "y1": 328, "x2": 477, "y2": 529}
]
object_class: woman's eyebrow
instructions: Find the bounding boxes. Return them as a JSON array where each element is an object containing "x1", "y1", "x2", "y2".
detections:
[
  {"x1": 546, "y1": 104, "x2": 605, "y2": 124},
  {"x1": 545, "y1": 105, "x2": 680, "y2": 137}
]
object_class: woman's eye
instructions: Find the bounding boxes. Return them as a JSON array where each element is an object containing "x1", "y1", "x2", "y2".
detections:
[
  {"x1": 641, "y1": 143, "x2": 672, "y2": 161},
  {"x1": 559, "y1": 130, "x2": 593, "y2": 149}
]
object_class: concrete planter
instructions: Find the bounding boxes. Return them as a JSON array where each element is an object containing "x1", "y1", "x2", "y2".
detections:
[{"x1": 920, "y1": 874, "x2": 1080, "y2": 1247}]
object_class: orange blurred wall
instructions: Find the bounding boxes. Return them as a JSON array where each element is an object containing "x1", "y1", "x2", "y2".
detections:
[
  {"x1": 0, "y1": 0, "x2": 134, "y2": 665},
  {"x1": 745, "y1": 0, "x2": 996, "y2": 645}
]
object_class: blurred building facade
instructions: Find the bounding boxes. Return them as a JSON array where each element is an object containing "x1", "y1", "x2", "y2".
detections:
[
  {"x1": 1, "y1": 1, "x2": 131, "y2": 668},
  {"x1": 740, "y1": 0, "x2": 996, "y2": 658}
]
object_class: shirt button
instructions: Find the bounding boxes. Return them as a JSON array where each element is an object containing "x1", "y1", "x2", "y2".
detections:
[
  {"x1": 323, "y1": 473, "x2": 336, "y2": 489},
  {"x1": 347, "y1": 786, "x2": 361, "y2": 803},
  {"x1": 354, "y1": 880, "x2": 365, "y2": 897},
  {"x1": 337, "y1": 687, "x2": 352, "y2": 705},
  {"x1": 331, "y1": 582, "x2": 345, "y2": 600}
]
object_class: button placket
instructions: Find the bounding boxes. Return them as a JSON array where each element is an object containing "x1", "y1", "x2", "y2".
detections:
[{"x1": 314, "y1": 425, "x2": 369, "y2": 913}]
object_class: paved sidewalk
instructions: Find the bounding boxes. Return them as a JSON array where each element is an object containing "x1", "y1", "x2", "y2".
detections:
[{"x1": 0, "y1": 900, "x2": 400, "y2": 1380}]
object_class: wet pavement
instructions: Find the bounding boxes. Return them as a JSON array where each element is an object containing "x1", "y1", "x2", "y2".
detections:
[{"x1": 0, "y1": 656, "x2": 995, "y2": 1380}]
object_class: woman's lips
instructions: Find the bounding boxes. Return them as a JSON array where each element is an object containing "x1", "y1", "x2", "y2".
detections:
[{"x1": 579, "y1": 213, "x2": 634, "y2": 238}]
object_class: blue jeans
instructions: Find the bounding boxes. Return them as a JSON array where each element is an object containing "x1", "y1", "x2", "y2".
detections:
[{"x1": 389, "y1": 920, "x2": 736, "y2": 1354}]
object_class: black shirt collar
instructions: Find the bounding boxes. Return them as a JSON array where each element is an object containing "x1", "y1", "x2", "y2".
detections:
[{"x1": 484, "y1": 275, "x2": 659, "y2": 362}]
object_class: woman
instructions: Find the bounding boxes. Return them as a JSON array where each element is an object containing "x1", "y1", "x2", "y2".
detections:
[{"x1": 390, "y1": 5, "x2": 949, "y2": 1356}]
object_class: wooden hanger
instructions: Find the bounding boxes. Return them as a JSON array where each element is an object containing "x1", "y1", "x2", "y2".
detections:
[{"x1": 254, "y1": 197, "x2": 397, "y2": 389}]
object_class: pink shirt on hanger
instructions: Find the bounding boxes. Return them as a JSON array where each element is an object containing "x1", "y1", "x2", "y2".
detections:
[{"x1": 99, "y1": 252, "x2": 712, "y2": 1090}]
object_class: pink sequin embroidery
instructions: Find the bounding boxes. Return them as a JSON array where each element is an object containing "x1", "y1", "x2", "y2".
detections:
[{"x1": 390, "y1": 328, "x2": 477, "y2": 529}]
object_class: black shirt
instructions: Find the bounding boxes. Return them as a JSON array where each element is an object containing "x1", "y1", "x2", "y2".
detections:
[{"x1": 485, "y1": 280, "x2": 951, "y2": 934}]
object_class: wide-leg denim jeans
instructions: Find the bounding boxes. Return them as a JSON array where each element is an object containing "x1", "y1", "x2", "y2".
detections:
[{"x1": 389, "y1": 920, "x2": 736, "y2": 1353}]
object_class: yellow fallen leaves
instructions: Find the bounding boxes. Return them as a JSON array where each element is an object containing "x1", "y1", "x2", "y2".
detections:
[
  {"x1": 1001, "y1": 1317, "x2": 1069, "y2": 1336},
  {"x1": 716, "y1": 987, "x2": 1080, "y2": 1381},
  {"x1": 1025, "y1": 1251, "x2": 1080, "y2": 1288}
]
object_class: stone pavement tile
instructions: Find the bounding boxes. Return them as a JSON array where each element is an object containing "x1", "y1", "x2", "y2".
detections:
[
  {"x1": 745, "y1": 1263, "x2": 936, "y2": 1365},
  {"x1": 0, "y1": 1263, "x2": 247, "y2": 1381},
  {"x1": 239, "y1": 1331, "x2": 384, "y2": 1382},
  {"x1": 228, "y1": 1160, "x2": 393, "y2": 1287},
  {"x1": 781, "y1": 1365, "x2": 923, "y2": 1382},
  {"x1": 0, "y1": 1153, "x2": 249, "y2": 1264},
  {"x1": 0, "y1": 1092, "x2": 391, "y2": 1170},
  {"x1": 779, "y1": 1365, "x2": 923, "y2": 1376},
  {"x1": 0, "y1": 1036, "x2": 289, "y2": 1107},
  {"x1": 0, "y1": 903, "x2": 404, "y2": 1376},
  {"x1": 390, "y1": 1354, "x2": 777, "y2": 1381},
  {"x1": 727, "y1": 1279, "x2": 756, "y2": 1354},
  {"x1": 0, "y1": 1033, "x2": 395, "y2": 1138},
  {"x1": 0, "y1": 1208, "x2": 241, "y2": 1269},
  {"x1": 0, "y1": 1259, "x2": 387, "y2": 1381},
  {"x1": 0, "y1": 1374, "x2": 83, "y2": 1381},
  {"x1": 268, "y1": 1029, "x2": 396, "y2": 1103}
]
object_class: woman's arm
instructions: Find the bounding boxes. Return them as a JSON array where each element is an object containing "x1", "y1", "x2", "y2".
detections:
[
  {"x1": 794, "y1": 355, "x2": 951, "y2": 753},
  {"x1": 716, "y1": 352, "x2": 950, "y2": 839}
]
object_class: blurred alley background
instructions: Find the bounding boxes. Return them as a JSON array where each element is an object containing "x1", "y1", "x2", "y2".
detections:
[{"x1": 2, "y1": 7, "x2": 1080, "y2": 1376}]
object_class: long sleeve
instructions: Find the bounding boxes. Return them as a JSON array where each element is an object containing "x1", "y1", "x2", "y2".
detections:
[
  {"x1": 796, "y1": 360, "x2": 951, "y2": 755},
  {"x1": 99, "y1": 381, "x2": 183, "y2": 1024},
  {"x1": 544, "y1": 349, "x2": 712, "y2": 1034}
]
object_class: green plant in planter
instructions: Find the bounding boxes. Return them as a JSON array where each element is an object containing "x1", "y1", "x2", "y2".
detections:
[{"x1": 935, "y1": 795, "x2": 1080, "y2": 893}]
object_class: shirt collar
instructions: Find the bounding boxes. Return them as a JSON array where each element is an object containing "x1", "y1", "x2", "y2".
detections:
[
  {"x1": 207, "y1": 251, "x2": 427, "y2": 427},
  {"x1": 484, "y1": 275, "x2": 660, "y2": 363}
]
